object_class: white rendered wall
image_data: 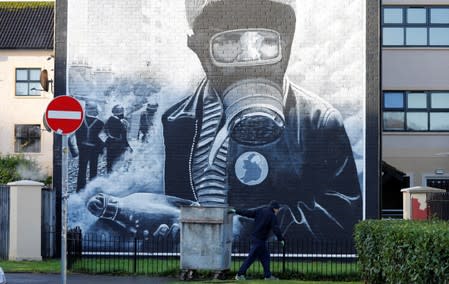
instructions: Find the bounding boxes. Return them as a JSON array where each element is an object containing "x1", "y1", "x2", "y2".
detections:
[{"x1": 0, "y1": 50, "x2": 54, "y2": 176}]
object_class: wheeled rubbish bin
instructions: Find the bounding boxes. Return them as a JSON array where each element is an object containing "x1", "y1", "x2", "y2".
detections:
[{"x1": 179, "y1": 206, "x2": 233, "y2": 280}]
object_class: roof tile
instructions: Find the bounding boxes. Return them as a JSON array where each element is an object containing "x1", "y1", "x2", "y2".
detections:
[{"x1": 0, "y1": 2, "x2": 54, "y2": 49}]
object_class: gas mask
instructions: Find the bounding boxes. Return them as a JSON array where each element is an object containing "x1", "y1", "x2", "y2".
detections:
[
  {"x1": 188, "y1": 0, "x2": 295, "y2": 147},
  {"x1": 209, "y1": 29, "x2": 285, "y2": 145}
]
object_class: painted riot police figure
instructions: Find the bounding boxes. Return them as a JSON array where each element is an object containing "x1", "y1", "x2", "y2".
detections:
[
  {"x1": 138, "y1": 102, "x2": 158, "y2": 143},
  {"x1": 87, "y1": 0, "x2": 361, "y2": 241},
  {"x1": 72, "y1": 101, "x2": 105, "y2": 192},
  {"x1": 104, "y1": 104, "x2": 131, "y2": 173}
]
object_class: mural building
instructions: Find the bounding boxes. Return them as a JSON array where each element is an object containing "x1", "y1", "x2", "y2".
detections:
[{"x1": 63, "y1": 0, "x2": 368, "y2": 244}]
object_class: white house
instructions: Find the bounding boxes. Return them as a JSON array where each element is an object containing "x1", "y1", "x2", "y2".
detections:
[{"x1": 0, "y1": 1, "x2": 54, "y2": 178}]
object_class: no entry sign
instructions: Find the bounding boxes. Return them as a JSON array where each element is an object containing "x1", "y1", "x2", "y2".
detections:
[{"x1": 45, "y1": 96, "x2": 84, "y2": 135}]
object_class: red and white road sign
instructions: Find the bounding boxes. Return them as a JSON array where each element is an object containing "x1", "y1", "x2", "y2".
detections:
[{"x1": 45, "y1": 96, "x2": 84, "y2": 135}]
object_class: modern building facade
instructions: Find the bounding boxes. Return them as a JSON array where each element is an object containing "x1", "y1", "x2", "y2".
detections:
[
  {"x1": 382, "y1": 0, "x2": 449, "y2": 210},
  {"x1": 0, "y1": 1, "x2": 54, "y2": 177}
]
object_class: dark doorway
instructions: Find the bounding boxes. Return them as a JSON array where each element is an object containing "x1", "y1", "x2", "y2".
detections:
[{"x1": 381, "y1": 161, "x2": 409, "y2": 218}]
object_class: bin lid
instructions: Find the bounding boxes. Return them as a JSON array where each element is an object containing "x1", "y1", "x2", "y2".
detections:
[
  {"x1": 180, "y1": 206, "x2": 229, "y2": 223},
  {"x1": 401, "y1": 186, "x2": 446, "y2": 193}
]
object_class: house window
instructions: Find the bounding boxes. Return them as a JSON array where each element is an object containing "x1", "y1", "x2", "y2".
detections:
[
  {"x1": 427, "y1": 178, "x2": 449, "y2": 191},
  {"x1": 14, "y1": 124, "x2": 41, "y2": 153},
  {"x1": 382, "y1": 7, "x2": 449, "y2": 46},
  {"x1": 383, "y1": 91, "x2": 449, "y2": 131},
  {"x1": 15, "y1": 68, "x2": 41, "y2": 96}
]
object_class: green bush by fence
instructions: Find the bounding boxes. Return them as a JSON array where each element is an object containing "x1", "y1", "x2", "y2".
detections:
[
  {"x1": 354, "y1": 219, "x2": 449, "y2": 284},
  {"x1": 0, "y1": 154, "x2": 51, "y2": 185}
]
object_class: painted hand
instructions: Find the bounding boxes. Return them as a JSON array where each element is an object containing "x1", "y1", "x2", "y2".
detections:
[{"x1": 86, "y1": 192, "x2": 194, "y2": 238}]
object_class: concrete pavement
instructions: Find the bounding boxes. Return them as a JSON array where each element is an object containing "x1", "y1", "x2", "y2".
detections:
[{"x1": 5, "y1": 273, "x2": 177, "y2": 284}]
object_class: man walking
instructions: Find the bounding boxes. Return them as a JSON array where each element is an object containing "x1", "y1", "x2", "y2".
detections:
[{"x1": 230, "y1": 200, "x2": 285, "y2": 281}]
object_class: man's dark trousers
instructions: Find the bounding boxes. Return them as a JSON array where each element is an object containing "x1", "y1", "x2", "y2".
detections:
[{"x1": 238, "y1": 237, "x2": 271, "y2": 278}]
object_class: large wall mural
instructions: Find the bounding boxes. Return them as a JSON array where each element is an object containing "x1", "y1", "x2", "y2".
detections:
[{"x1": 66, "y1": 0, "x2": 366, "y2": 242}]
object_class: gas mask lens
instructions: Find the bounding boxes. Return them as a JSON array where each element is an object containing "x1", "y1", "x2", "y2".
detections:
[{"x1": 210, "y1": 29, "x2": 282, "y2": 66}]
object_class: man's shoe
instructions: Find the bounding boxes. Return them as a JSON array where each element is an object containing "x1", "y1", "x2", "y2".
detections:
[
  {"x1": 235, "y1": 274, "x2": 246, "y2": 280},
  {"x1": 264, "y1": 275, "x2": 279, "y2": 280}
]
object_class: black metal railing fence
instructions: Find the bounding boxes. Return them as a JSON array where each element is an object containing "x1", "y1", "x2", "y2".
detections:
[
  {"x1": 67, "y1": 229, "x2": 358, "y2": 280},
  {"x1": 0, "y1": 185, "x2": 10, "y2": 260},
  {"x1": 428, "y1": 192, "x2": 449, "y2": 220}
]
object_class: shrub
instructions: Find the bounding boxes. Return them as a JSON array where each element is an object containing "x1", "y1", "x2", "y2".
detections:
[
  {"x1": 355, "y1": 219, "x2": 449, "y2": 284},
  {"x1": 0, "y1": 154, "x2": 51, "y2": 185}
]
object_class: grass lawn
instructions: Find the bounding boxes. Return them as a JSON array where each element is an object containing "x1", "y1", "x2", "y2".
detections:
[
  {"x1": 68, "y1": 257, "x2": 359, "y2": 277},
  {"x1": 0, "y1": 259, "x2": 60, "y2": 273},
  {"x1": 0, "y1": 259, "x2": 362, "y2": 283}
]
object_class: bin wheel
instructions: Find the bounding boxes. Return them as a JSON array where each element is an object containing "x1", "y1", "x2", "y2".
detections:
[
  {"x1": 179, "y1": 270, "x2": 187, "y2": 281},
  {"x1": 213, "y1": 271, "x2": 227, "y2": 280},
  {"x1": 187, "y1": 269, "x2": 195, "y2": 280}
]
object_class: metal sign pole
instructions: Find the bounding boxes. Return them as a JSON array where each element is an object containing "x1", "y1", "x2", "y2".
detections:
[
  {"x1": 45, "y1": 95, "x2": 83, "y2": 284},
  {"x1": 61, "y1": 134, "x2": 68, "y2": 284}
]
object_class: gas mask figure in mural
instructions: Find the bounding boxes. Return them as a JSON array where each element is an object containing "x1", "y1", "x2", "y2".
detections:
[{"x1": 86, "y1": 0, "x2": 362, "y2": 240}]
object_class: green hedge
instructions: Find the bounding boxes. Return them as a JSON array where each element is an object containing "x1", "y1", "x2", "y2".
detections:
[{"x1": 354, "y1": 219, "x2": 449, "y2": 284}]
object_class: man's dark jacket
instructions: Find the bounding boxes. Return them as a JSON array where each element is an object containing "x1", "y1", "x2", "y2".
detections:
[{"x1": 236, "y1": 206, "x2": 284, "y2": 242}]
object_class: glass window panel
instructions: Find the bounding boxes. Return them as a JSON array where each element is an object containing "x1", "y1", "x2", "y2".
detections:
[
  {"x1": 383, "y1": 112, "x2": 405, "y2": 130},
  {"x1": 14, "y1": 140, "x2": 20, "y2": 152},
  {"x1": 15, "y1": 126, "x2": 24, "y2": 152},
  {"x1": 429, "y1": 28, "x2": 449, "y2": 46},
  {"x1": 384, "y1": 8, "x2": 403, "y2": 24},
  {"x1": 16, "y1": 69, "x2": 28, "y2": 81},
  {"x1": 407, "y1": 8, "x2": 426, "y2": 24},
  {"x1": 29, "y1": 69, "x2": 40, "y2": 80},
  {"x1": 430, "y1": 113, "x2": 449, "y2": 130},
  {"x1": 406, "y1": 28, "x2": 427, "y2": 45},
  {"x1": 16, "y1": 83, "x2": 28, "y2": 96},
  {"x1": 407, "y1": 93, "x2": 427, "y2": 108},
  {"x1": 29, "y1": 139, "x2": 40, "y2": 152},
  {"x1": 384, "y1": 92, "x2": 404, "y2": 108},
  {"x1": 407, "y1": 112, "x2": 428, "y2": 130},
  {"x1": 383, "y1": 28, "x2": 404, "y2": 45},
  {"x1": 29, "y1": 82, "x2": 41, "y2": 95},
  {"x1": 431, "y1": 8, "x2": 449, "y2": 24},
  {"x1": 29, "y1": 125, "x2": 41, "y2": 137},
  {"x1": 15, "y1": 125, "x2": 28, "y2": 138},
  {"x1": 14, "y1": 125, "x2": 41, "y2": 153},
  {"x1": 431, "y1": 93, "x2": 449, "y2": 108},
  {"x1": 15, "y1": 125, "x2": 24, "y2": 137},
  {"x1": 17, "y1": 139, "x2": 40, "y2": 153}
]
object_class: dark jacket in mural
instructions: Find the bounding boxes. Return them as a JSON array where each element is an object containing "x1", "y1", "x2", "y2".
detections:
[
  {"x1": 162, "y1": 78, "x2": 361, "y2": 240},
  {"x1": 75, "y1": 116, "x2": 105, "y2": 191},
  {"x1": 104, "y1": 115, "x2": 130, "y2": 173}
]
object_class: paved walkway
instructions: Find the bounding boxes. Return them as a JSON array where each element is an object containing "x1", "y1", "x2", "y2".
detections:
[{"x1": 5, "y1": 273, "x2": 177, "y2": 284}]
